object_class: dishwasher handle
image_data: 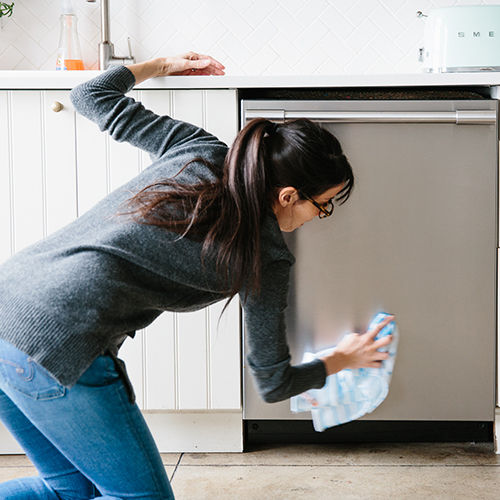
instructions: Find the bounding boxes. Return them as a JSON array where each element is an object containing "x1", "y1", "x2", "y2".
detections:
[{"x1": 243, "y1": 109, "x2": 497, "y2": 125}]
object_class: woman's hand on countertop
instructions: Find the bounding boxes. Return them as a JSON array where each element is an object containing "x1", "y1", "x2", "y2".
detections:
[
  {"x1": 157, "y1": 52, "x2": 225, "y2": 76},
  {"x1": 127, "y1": 52, "x2": 225, "y2": 85},
  {"x1": 320, "y1": 315, "x2": 394, "y2": 376}
]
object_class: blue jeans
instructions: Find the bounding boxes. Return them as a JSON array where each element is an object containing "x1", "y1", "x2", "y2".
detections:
[{"x1": 0, "y1": 338, "x2": 175, "y2": 499}]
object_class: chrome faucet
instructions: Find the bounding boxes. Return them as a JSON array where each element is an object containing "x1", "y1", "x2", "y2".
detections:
[{"x1": 86, "y1": 0, "x2": 135, "y2": 70}]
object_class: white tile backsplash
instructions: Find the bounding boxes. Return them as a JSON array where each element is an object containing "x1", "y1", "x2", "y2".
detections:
[{"x1": 0, "y1": 0, "x2": 496, "y2": 74}]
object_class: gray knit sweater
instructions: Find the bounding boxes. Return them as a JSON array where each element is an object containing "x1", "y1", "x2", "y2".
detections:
[{"x1": 0, "y1": 66, "x2": 326, "y2": 403}]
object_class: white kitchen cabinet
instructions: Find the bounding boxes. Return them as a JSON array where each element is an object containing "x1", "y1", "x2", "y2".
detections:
[{"x1": 0, "y1": 87, "x2": 242, "y2": 453}]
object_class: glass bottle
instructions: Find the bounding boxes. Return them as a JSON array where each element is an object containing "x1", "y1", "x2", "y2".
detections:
[{"x1": 56, "y1": 0, "x2": 84, "y2": 70}]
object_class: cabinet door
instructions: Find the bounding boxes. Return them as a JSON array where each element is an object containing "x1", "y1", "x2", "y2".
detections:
[
  {"x1": 0, "y1": 90, "x2": 76, "y2": 264},
  {"x1": 75, "y1": 89, "x2": 241, "y2": 411}
]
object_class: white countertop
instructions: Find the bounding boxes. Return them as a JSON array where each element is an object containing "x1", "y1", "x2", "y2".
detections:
[{"x1": 3, "y1": 70, "x2": 500, "y2": 90}]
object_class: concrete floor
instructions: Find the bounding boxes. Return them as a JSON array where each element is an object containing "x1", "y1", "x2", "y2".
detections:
[{"x1": 0, "y1": 442, "x2": 499, "y2": 499}]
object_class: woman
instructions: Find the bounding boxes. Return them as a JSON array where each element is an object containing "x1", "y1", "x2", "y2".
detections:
[{"x1": 0, "y1": 53, "x2": 393, "y2": 499}]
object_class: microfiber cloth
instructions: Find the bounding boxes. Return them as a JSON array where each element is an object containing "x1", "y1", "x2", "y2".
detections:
[{"x1": 290, "y1": 312, "x2": 399, "y2": 432}]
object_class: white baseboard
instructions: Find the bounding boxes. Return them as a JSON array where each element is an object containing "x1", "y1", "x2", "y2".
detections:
[
  {"x1": 144, "y1": 411, "x2": 243, "y2": 452},
  {"x1": 0, "y1": 422, "x2": 22, "y2": 454},
  {"x1": 0, "y1": 411, "x2": 243, "y2": 454}
]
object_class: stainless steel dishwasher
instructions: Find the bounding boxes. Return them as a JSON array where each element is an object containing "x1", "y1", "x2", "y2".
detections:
[{"x1": 241, "y1": 96, "x2": 498, "y2": 442}]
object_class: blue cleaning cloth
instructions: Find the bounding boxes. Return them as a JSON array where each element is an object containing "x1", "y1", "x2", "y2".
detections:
[{"x1": 290, "y1": 312, "x2": 398, "y2": 432}]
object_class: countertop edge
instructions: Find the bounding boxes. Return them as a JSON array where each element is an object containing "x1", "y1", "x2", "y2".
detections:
[{"x1": 3, "y1": 70, "x2": 500, "y2": 90}]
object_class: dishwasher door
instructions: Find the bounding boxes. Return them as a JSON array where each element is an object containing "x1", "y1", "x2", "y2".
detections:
[{"x1": 241, "y1": 99, "x2": 498, "y2": 422}]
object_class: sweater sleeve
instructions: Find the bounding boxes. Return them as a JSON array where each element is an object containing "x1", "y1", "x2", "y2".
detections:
[
  {"x1": 70, "y1": 66, "x2": 207, "y2": 159},
  {"x1": 240, "y1": 259, "x2": 327, "y2": 403}
]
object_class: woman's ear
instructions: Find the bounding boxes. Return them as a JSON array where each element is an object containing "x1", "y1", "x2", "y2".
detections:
[{"x1": 276, "y1": 187, "x2": 299, "y2": 207}]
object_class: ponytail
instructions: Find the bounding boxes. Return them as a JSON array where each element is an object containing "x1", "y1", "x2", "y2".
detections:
[{"x1": 211, "y1": 118, "x2": 274, "y2": 295}]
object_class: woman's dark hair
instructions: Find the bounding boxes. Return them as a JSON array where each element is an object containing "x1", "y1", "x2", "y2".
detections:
[{"x1": 126, "y1": 118, "x2": 353, "y2": 300}]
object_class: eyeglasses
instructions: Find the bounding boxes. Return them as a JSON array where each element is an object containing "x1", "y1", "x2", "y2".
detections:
[{"x1": 299, "y1": 191, "x2": 335, "y2": 219}]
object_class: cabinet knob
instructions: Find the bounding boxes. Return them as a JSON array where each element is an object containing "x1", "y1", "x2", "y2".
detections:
[{"x1": 51, "y1": 101, "x2": 64, "y2": 113}]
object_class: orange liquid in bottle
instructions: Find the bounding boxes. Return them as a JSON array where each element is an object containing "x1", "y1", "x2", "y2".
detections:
[{"x1": 64, "y1": 59, "x2": 84, "y2": 70}]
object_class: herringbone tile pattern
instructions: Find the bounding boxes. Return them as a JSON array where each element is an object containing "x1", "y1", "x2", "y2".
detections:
[{"x1": 0, "y1": 0, "x2": 496, "y2": 74}]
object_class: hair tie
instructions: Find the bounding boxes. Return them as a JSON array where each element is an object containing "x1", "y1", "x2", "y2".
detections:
[{"x1": 266, "y1": 121, "x2": 280, "y2": 135}]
